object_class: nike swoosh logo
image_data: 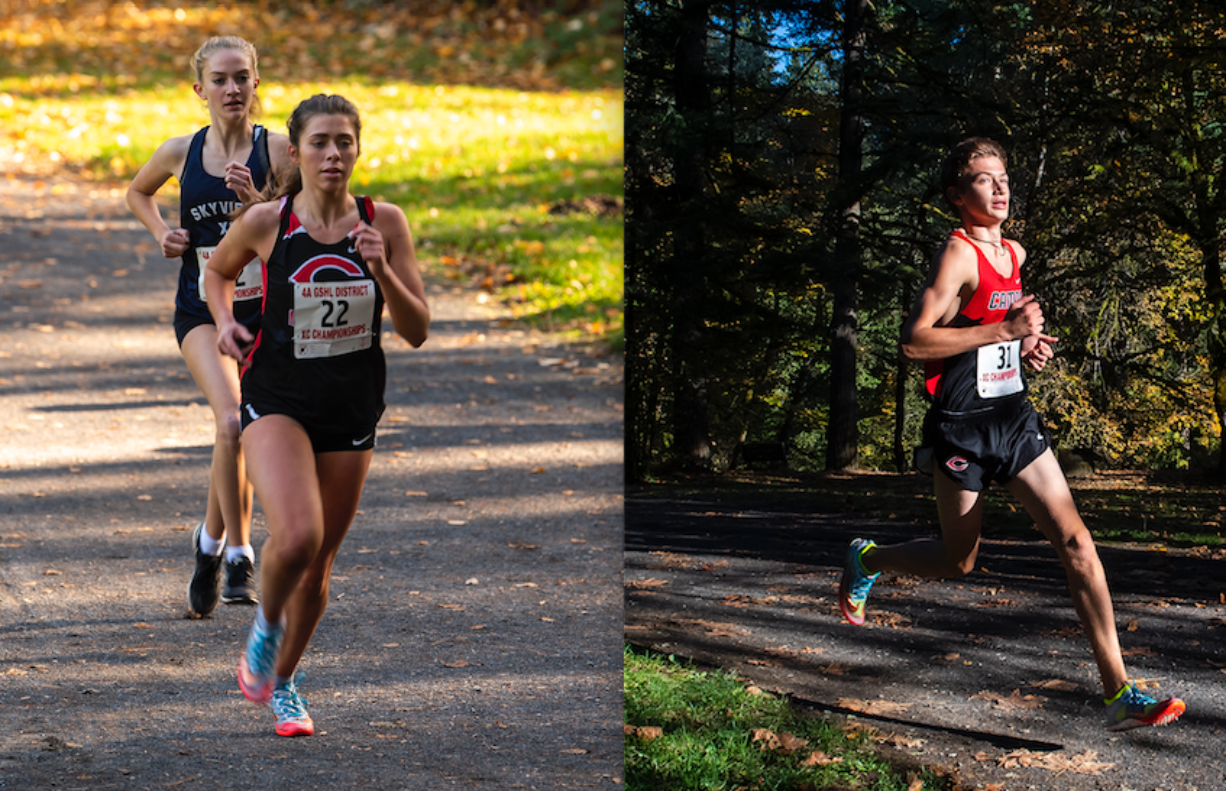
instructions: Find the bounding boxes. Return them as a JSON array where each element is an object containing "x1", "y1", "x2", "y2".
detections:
[
  {"x1": 353, "y1": 433, "x2": 373, "y2": 446},
  {"x1": 346, "y1": 244, "x2": 358, "y2": 254},
  {"x1": 245, "y1": 404, "x2": 261, "y2": 421}
]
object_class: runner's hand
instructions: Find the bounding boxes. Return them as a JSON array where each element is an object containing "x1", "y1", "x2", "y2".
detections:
[
  {"x1": 161, "y1": 228, "x2": 190, "y2": 258},
  {"x1": 1004, "y1": 293, "x2": 1044, "y2": 339},
  {"x1": 224, "y1": 161, "x2": 260, "y2": 203},
  {"x1": 216, "y1": 320, "x2": 255, "y2": 362},
  {"x1": 1021, "y1": 333, "x2": 1058, "y2": 372},
  {"x1": 349, "y1": 222, "x2": 386, "y2": 276}
]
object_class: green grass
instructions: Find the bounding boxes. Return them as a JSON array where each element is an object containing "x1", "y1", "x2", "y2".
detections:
[
  {"x1": 0, "y1": 79, "x2": 623, "y2": 344},
  {"x1": 625, "y1": 646, "x2": 951, "y2": 791}
]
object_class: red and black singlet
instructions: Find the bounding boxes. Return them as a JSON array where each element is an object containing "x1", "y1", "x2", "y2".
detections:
[
  {"x1": 924, "y1": 230, "x2": 1025, "y2": 413},
  {"x1": 240, "y1": 193, "x2": 386, "y2": 433}
]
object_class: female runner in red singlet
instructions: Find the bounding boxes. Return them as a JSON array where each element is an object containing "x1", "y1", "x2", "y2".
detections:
[{"x1": 204, "y1": 94, "x2": 429, "y2": 737}]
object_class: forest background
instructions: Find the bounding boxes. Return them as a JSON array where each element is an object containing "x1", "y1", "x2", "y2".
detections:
[{"x1": 626, "y1": 0, "x2": 1226, "y2": 480}]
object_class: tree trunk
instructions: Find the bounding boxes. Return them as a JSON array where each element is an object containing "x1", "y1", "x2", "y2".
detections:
[
  {"x1": 893, "y1": 278, "x2": 913, "y2": 472},
  {"x1": 826, "y1": 0, "x2": 866, "y2": 471},
  {"x1": 1203, "y1": 238, "x2": 1226, "y2": 480},
  {"x1": 672, "y1": 0, "x2": 713, "y2": 468}
]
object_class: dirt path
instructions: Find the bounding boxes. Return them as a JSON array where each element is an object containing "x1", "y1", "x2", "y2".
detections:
[
  {"x1": 0, "y1": 173, "x2": 623, "y2": 790},
  {"x1": 627, "y1": 481, "x2": 1226, "y2": 791}
]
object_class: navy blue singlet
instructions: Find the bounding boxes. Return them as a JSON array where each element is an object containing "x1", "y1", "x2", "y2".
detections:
[{"x1": 176, "y1": 124, "x2": 271, "y2": 329}]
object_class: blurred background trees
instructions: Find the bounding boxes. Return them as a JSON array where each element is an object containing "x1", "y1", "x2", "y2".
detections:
[{"x1": 626, "y1": 0, "x2": 1226, "y2": 480}]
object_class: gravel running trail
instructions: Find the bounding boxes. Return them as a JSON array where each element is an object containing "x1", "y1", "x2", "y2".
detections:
[{"x1": 0, "y1": 173, "x2": 624, "y2": 790}]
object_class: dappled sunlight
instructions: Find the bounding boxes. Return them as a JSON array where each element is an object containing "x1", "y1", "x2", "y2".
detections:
[{"x1": 368, "y1": 437, "x2": 621, "y2": 474}]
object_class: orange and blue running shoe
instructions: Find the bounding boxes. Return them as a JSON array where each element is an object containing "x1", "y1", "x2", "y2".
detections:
[
  {"x1": 238, "y1": 613, "x2": 284, "y2": 706},
  {"x1": 1104, "y1": 683, "x2": 1185, "y2": 731},
  {"x1": 271, "y1": 675, "x2": 314, "y2": 737},
  {"x1": 838, "y1": 538, "x2": 880, "y2": 626}
]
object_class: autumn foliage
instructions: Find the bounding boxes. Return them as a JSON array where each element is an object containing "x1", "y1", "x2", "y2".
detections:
[{"x1": 1, "y1": 0, "x2": 622, "y2": 93}]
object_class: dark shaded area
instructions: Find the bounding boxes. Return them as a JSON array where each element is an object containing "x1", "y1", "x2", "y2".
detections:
[{"x1": 626, "y1": 478, "x2": 1226, "y2": 790}]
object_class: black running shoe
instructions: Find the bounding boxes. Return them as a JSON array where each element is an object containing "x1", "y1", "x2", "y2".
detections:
[
  {"x1": 222, "y1": 556, "x2": 258, "y2": 605},
  {"x1": 188, "y1": 523, "x2": 223, "y2": 616}
]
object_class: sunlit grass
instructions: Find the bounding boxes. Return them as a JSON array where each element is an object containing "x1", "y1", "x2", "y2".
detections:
[
  {"x1": 625, "y1": 646, "x2": 951, "y2": 791},
  {"x1": 0, "y1": 79, "x2": 623, "y2": 342}
]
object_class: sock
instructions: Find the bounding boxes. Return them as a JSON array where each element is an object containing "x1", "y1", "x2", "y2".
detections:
[
  {"x1": 255, "y1": 606, "x2": 274, "y2": 632},
  {"x1": 225, "y1": 544, "x2": 255, "y2": 564},
  {"x1": 274, "y1": 675, "x2": 293, "y2": 690},
  {"x1": 198, "y1": 528, "x2": 224, "y2": 557}
]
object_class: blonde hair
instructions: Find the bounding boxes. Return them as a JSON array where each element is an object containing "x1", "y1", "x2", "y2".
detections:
[{"x1": 191, "y1": 36, "x2": 262, "y2": 116}]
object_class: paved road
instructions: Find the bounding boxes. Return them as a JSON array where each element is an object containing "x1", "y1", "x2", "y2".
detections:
[
  {"x1": 0, "y1": 174, "x2": 624, "y2": 790},
  {"x1": 626, "y1": 480, "x2": 1226, "y2": 791}
]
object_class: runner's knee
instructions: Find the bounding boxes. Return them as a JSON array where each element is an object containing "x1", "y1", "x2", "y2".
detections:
[
  {"x1": 1057, "y1": 528, "x2": 1102, "y2": 577},
  {"x1": 215, "y1": 409, "x2": 243, "y2": 453},
  {"x1": 275, "y1": 523, "x2": 325, "y2": 574}
]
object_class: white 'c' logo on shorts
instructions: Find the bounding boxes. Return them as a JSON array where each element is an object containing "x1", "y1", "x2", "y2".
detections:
[{"x1": 945, "y1": 456, "x2": 969, "y2": 472}]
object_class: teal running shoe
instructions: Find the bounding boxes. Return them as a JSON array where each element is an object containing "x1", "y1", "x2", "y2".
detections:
[
  {"x1": 838, "y1": 538, "x2": 880, "y2": 626},
  {"x1": 238, "y1": 614, "x2": 284, "y2": 705},
  {"x1": 1105, "y1": 683, "x2": 1185, "y2": 731},
  {"x1": 271, "y1": 675, "x2": 314, "y2": 737}
]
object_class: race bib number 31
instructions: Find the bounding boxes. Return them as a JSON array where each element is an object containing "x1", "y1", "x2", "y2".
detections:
[
  {"x1": 976, "y1": 340, "x2": 1023, "y2": 398},
  {"x1": 293, "y1": 280, "x2": 376, "y2": 359}
]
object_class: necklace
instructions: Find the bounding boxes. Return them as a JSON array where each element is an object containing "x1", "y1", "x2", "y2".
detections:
[{"x1": 962, "y1": 230, "x2": 1006, "y2": 256}]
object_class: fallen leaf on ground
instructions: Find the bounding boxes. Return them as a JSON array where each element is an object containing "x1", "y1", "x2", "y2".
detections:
[
  {"x1": 800, "y1": 749, "x2": 842, "y2": 766},
  {"x1": 998, "y1": 749, "x2": 1115, "y2": 775},
  {"x1": 867, "y1": 611, "x2": 912, "y2": 629},
  {"x1": 751, "y1": 729, "x2": 808, "y2": 754},
  {"x1": 837, "y1": 698, "x2": 912, "y2": 716},
  {"x1": 626, "y1": 578, "x2": 668, "y2": 590},
  {"x1": 624, "y1": 724, "x2": 664, "y2": 741},
  {"x1": 720, "y1": 594, "x2": 778, "y2": 608},
  {"x1": 1029, "y1": 678, "x2": 1078, "y2": 692},
  {"x1": 751, "y1": 728, "x2": 780, "y2": 750},
  {"x1": 971, "y1": 689, "x2": 1047, "y2": 711},
  {"x1": 883, "y1": 733, "x2": 925, "y2": 748}
]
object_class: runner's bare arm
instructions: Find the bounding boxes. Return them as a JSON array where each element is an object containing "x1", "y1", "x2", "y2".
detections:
[
  {"x1": 203, "y1": 201, "x2": 278, "y2": 360},
  {"x1": 353, "y1": 203, "x2": 430, "y2": 348},
  {"x1": 901, "y1": 236, "x2": 1045, "y2": 361},
  {"x1": 126, "y1": 135, "x2": 192, "y2": 258}
]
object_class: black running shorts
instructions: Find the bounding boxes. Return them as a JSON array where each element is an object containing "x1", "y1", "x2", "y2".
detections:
[
  {"x1": 915, "y1": 398, "x2": 1051, "y2": 492},
  {"x1": 174, "y1": 307, "x2": 214, "y2": 347},
  {"x1": 239, "y1": 401, "x2": 377, "y2": 453}
]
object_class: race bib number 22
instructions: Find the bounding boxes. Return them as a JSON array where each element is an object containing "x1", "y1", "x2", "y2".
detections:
[{"x1": 293, "y1": 279, "x2": 376, "y2": 359}]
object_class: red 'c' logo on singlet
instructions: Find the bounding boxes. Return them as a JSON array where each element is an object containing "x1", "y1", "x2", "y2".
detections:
[{"x1": 290, "y1": 255, "x2": 365, "y2": 283}]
